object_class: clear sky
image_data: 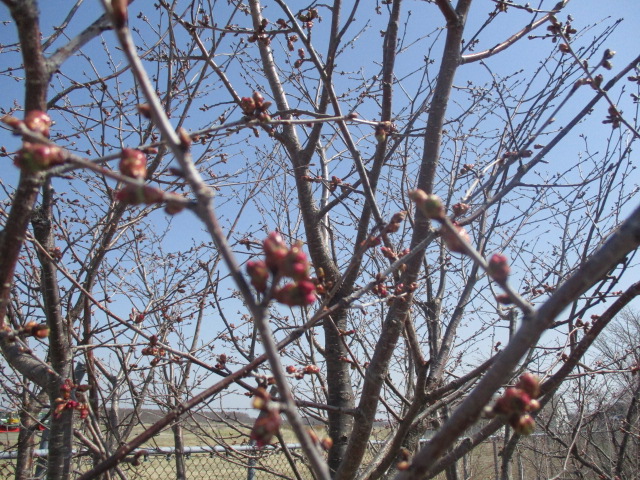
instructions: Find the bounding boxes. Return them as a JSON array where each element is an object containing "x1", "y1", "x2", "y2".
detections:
[{"x1": 0, "y1": 0, "x2": 639, "y2": 416}]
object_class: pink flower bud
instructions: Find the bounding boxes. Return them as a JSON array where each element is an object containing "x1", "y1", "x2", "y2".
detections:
[
  {"x1": 119, "y1": 148, "x2": 147, "y2": 179},
  {"x1": 281, "y1": 242, "x2": 310, "y2": 280},
  {"x1": 24, "y1": 110, "x2": 52, "y2": 137},
  {"x1": 14, "y1": 142, "x2": 65, "y2": 171},
  {"x1": 263, "y1": 232, "x2": 289, "y2": 271}
]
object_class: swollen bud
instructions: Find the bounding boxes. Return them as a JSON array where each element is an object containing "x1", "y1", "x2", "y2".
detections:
[
  {"x1": 263, "y1": 232, "x2": 289, "y2": 271},
  {"x1": 440, "y1": 224, "x2": 470, "y2": 254},
  {"x1": 14, "y1": 142, "x2": 65, "y2": 171},
  {"x1": 512, "y1": 414, "x2": 535, "y2": 435},
  {"x1": 247, "y1": 260, "x2": 270, "y2": 293},
  {"x1": 116, "y1": 185, "x2": 164, "y2": 205},
  {"x1": 119, "y1": 149, "x2": 147, "y2": 179},
  {"x1": 488, "y1": 253, "x2": 510, "y2": 283},
  {"x1": 24, "y1": 111, "x2": 52, "y2": 138},
  {"x1": 409, "y1": 190, "x2": 445, "y2": 220},
  {"x1": 516, "y1": 373, "x2": 541, "y2": 399}
]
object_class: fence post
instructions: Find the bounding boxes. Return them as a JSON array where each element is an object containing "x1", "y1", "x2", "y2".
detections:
[
  {"x1": 493, "y1": 437, "x2": 499, "y2": 480},
  {"x1": 246, "y1": 441, "x2": 257, "y2": 480}
]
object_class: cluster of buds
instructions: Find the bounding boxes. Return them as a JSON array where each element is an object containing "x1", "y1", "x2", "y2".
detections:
[
  {"x1": 54, "y1": 379, "x2": 90, "y2": 420},
  {"x1": 410, "y1": 190, "x2": 471, "y2": 253},
  {"x1": 141, "y1": 335, "x2": 166, "y2": 366},
  {"x1": 240, "y1": 91, "x2": 272, "y2": 122},
  {"x1": 501, "y1": 149, "x2": 532, "y2": 161},
  {"x1": 297, "y1": 8, "x2": 319, "y2": 29},
  {"x1": 487, "y1": 373, "x2": 541, "y2": 435},
  {"x1": 115, "y1": 184, "x2": 185, "y2": 215},
  {"x1": 313, "y1": 267, "x2": 332, "y2": 296},
  {"x1": 575, "y1": 74, "x2": 604, "y2": 91},
  {"x1": 372, "y1": 273, "x2": 389, "y2": 298},
  {"x1": 119, "y1": 148, "x2": 147, "y2": 179},
  {"x1": 603, "y1": 105, "x2": 622, "y2": 128},
  {"x1": 215, "y1": 354, "x2": 228, "y2": 370},
  {"x1": 546, "y1": 17, "x2": 576, "y2": 43},
  {"x1": 452, "y1": 202, "x2": 469, "y2": 218},
  {"x1": 459, "y1": 163, "x2": 475, "y2": 175},
  {"x1": 14, "y1": 142, "x2": 65, "y2": 172},
  {"x1": 250, "y1": 387, "x2": 282, "y2": 447},
  {"x1": 21, "y1": 321, "x2": 49, "y2": 339},
  {"x1": 600, "y1": 48, "x2": 615, "y2": 70},
  {"x1": 294, "y1": 48, "x2": 307, "y2": 69},
  {"x1": 3, "y1": 110, "x2": 53, "y2": 138},
  {"x1": 24, "y1": 110, "x2": 52, "y2": 137},
  {"x1": 575, "y1": 318, "x2": 592, "y2": 332},
  {"x1": 286, "y1": 364, "x2": 320, "y2": 379},
  {"x1": 361, "y1": 212, "x2": 407, "y2": 252},
  {"x1": 130, "y1": 310, "x2": 146, "y2": 324},
  {"x1": 246, "y1": 232, "x2": 317, "y2": 307},
  {"x1": 247, "y1": 18, "x2": 271, "y2": 45},
  {"x1": 374, "y1": 121, "x2": 396, "y2": 143},
  {"x1": 116, "y1": 185, "x2": 163, "y2": 205}
]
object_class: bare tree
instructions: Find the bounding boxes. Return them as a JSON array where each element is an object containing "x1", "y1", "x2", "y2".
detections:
[{"x1": 1, "y1": 1, "x2": 640, "y2": 480}]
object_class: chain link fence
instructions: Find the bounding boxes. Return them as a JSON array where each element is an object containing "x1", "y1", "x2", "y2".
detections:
[{"x1": 0, "y1": 433, "x2": 594, "y2": 479}]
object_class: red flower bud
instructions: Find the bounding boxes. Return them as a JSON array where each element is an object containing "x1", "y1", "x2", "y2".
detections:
[
  {"x1": 303, "y1": 364, "x2": 320, "y2": 374},
  {"x1": 503, "y1": 387, "x2": 531, "y2": 413},
  {"x1": 252, "y1": 91, "x2": 265, "y2": 107},
  {"x1": 116, "y1": 185, "x2": 164, "y2": 205},
  {"x1": 452, "y1": 202, "x2": 469, "y2": 217},
  {"x1": 247, "y1": 260, "x2": 270, "y2": 293},
  {"x1": 488, "y1": 253, "x2": 510, "y2": 283},
  {"x1": 250, "y1": 409, "x2": 281, "y2": 447},
  {"x1": 240, "y1": 97, "x2": 256, "y2": 115},
  {"x1": 275, "y1": 281, "x2": 316, "y2": 307}
]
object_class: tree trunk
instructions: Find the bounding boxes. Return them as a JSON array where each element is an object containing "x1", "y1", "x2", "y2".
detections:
[{"x1": 15, "y1": 390, "x2": 39, "y2": 480}]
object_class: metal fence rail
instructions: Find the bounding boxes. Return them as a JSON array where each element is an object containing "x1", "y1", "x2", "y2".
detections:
[{"x1": 0, "y1": 444, "x2": 318, "y2": 480}]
